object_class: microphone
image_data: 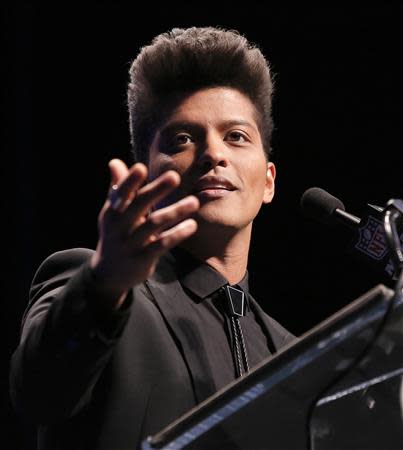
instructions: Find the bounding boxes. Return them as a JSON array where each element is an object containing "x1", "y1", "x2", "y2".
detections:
[
  {"x1": 300, "y1": 187, "x2": 361, "y2": 228},
  {"x1": 300, "y1": 187, "x2": 403, "y2": 282}
]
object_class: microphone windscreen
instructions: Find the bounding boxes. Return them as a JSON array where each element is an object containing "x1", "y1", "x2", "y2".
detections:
[{"x1": 301, "y1": 187, "x2": 345, "y2": 224}]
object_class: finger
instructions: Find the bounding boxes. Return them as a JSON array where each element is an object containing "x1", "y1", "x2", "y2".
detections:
[
  {"x1": 129, "y1": 195, "x2": 199, "y2": 246},
  {"x1": 108, "y1": 159, "x2": 129, "y2": 187},
  {"x1": 121, "y1": 170, "x2": 181, "y2": 227},
  {"x1": 108, "y1": 162, "x2": 148, "y2": 212},
  {"x1": 143, "y1": 218, "x2": 198, "y2": 259}
]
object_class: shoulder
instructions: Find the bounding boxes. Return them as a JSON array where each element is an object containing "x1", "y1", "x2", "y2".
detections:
[
  {"x1": 33, "y1": 248, "x2": 94, "y2": 282},
  {"x1": 29, "y1": 248, "x2": 95, "y2": 300},
  {"x1": 38, "y1": 248, "x2": 95, "y2": 272}
]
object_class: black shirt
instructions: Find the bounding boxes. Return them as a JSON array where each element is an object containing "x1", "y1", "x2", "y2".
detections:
[{"x1": 172, "y1": 248, "x2": 274, "y2": 392}]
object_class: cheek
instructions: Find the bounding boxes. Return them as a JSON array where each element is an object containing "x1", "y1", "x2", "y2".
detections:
[
  {"x1": 244, "y1": 157, "x2": 268, "y2": 193},
  {"x1": 148, "y1": 148, "x2": 161, "y2": 179},
  {"x1": 149, "y1": 153, "x2": 175, "y2": 179},
  {"x1": 149, "y1": 153, "x2": 196, "y2": 208},
  {"x1": 151, "y1": 151, "x2": 195, "y2": 177},
  {"x1": 156, "y1": 156, "x2": 197, "y2": 187}
]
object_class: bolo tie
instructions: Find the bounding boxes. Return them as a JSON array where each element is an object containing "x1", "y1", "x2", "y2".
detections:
[{"x1": 223, "y1": 285, "x2": 250, "y2": 378}]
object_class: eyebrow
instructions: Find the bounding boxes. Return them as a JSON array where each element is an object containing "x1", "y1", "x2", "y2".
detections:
[
  {"x1": 159, "y1": 121, "x2": 202, "y2": 138},
  {"x1": 218, "y1": 119, "x2": 257, "y2": 131},
  {"x1": 159, "y1": 119, "x2": 258, "y2": 138}
]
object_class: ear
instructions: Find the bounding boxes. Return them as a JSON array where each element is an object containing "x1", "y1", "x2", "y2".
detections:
[{"x1": 263, "y1": 162, "x2": 276, "y2": 204}]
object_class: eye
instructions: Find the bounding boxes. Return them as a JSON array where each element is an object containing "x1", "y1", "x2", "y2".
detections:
[
  {"x1": 226, "y1": 131, "x2": 248, "y2": 142},
  {"x1": 174, "y1": 133, "x2": 193, "y2": 145},
  {"x1": 159, "y1": 132, "x2": 195, "y2": 155}
]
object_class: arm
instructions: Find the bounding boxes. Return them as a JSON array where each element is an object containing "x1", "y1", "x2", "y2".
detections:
[
  {"x1": 10, "y1": 248, "x2": 131, "y2": 422},
  {"x1": 10, "y1": 160, "x2": 200, "y2": 423}
]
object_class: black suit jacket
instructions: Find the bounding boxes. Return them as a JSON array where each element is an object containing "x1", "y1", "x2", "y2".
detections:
[{"x1": 10, "y1": 248, "x2": 295, "y2": 450}]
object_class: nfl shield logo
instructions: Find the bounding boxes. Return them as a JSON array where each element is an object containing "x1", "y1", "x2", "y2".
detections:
[{"x1": 355, "y1": 215, "x2": 388, "y2": 260}]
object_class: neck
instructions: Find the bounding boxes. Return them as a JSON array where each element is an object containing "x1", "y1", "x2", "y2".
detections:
[{"x1": 180, "y1": 223, "x2": 252, "y2": 285}]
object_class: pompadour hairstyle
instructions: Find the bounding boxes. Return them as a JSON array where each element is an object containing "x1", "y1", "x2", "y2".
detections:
[{"x1": 128, "y1": 27, "x2": 275, "y2": 165}]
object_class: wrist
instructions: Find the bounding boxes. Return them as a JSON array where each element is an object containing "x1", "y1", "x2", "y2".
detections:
[{"x1": 89, "y1": 255, "x2": 129, "y2": 310}]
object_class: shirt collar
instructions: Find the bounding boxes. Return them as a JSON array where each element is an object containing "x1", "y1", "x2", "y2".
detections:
[{"x1": 171, "y1": 247, "x2": 250, "y2": 300}]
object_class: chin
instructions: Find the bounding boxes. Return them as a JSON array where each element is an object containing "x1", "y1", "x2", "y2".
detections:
[{"x1": 195, "y1": 210, "x2": 250, "y2": 231}]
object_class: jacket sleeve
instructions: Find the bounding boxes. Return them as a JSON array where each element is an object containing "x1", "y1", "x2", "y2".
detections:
[{"x1": 9, "y1": 248, "x2": 132, "y2": 423}]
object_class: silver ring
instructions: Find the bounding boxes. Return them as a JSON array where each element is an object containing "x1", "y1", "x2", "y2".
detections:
[{"x1": 109, "y1": 184, "x2": 123, "y2": 210}]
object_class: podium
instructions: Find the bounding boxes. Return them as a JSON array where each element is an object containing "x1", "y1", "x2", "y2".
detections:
[{"x1": 141, "y1": 284, "x2": 403, "y2": 449}]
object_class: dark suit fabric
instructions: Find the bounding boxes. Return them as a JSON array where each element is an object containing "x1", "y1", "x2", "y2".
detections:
[{"x1": 10, "y1": 248, "x2": 295, "y2": 450}]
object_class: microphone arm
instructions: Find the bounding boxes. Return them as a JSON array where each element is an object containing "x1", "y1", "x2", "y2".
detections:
[
  {"x1": 383, "y1": 199, "x2": 403, "y2": 275},
  {"x1": 333, "y1": 208, "x2": 361, "y2": 227}
]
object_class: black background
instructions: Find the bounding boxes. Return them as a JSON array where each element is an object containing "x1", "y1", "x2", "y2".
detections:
[{"x1": 2, "y1": 2, "x2": 402, "y2": 449}]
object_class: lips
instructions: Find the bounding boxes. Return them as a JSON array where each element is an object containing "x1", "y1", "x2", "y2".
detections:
[{"x1": 192, "y1": 176, "x2": 236, "y2": 194}]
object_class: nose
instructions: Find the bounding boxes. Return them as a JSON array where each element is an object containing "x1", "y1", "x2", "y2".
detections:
[{"x1": 197, "y1": 133, "x2": 229, "y2": 172}]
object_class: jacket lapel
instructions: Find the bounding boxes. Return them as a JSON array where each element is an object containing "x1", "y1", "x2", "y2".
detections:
[
  {"x1": 145, "y1": 254, "x2": 217, "y2": 403},
  {"x1": 249, "y1": 293, "x2": 295, "y2": 352}
]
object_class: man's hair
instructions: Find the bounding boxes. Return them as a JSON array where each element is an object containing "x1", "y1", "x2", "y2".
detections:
[{"x1": 128, "y1": 27, "x2": 275, "y2": 165}]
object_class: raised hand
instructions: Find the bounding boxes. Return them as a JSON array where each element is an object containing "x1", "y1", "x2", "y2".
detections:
[{"x1": 90, "y1": 159, "x2": 199, "y2": 308}]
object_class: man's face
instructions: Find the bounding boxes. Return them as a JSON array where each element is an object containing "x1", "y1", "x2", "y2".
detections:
[{"x1": 148, "y1": 87, "x2": 275, "y2": 232}]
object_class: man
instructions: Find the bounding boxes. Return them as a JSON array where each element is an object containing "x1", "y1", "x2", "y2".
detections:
[{"x1": 10, "y1": 27, "x2": 295, "y2": 450}]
